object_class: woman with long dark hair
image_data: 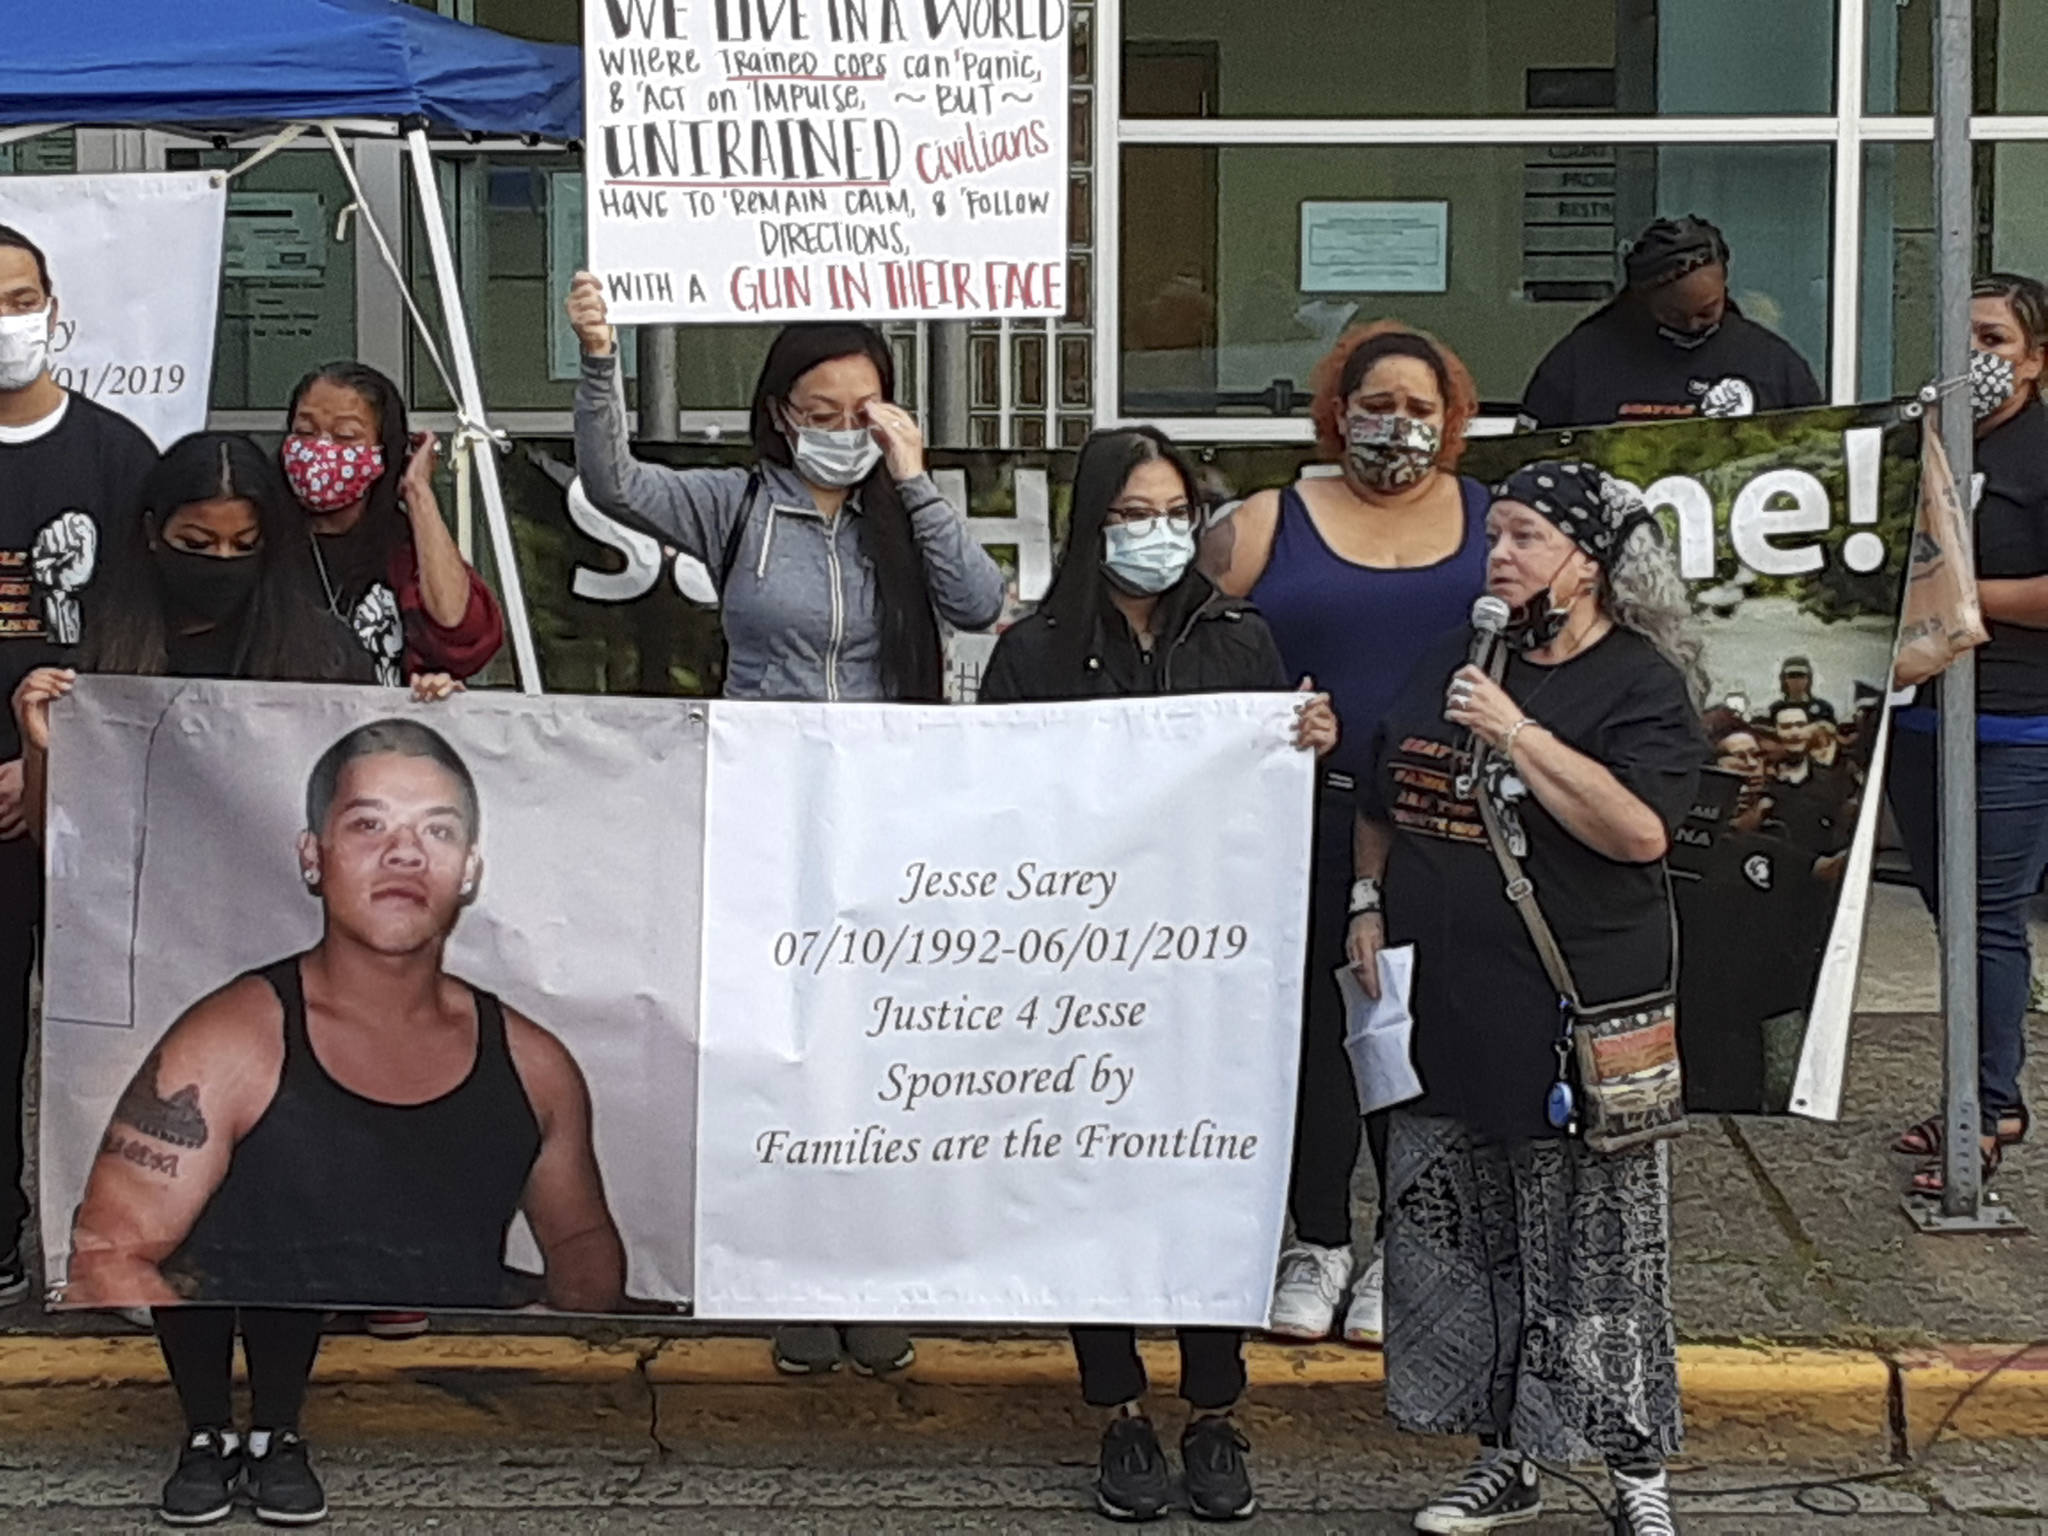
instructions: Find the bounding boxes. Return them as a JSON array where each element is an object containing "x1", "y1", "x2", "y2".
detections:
[
  {"x1": 282, "y1": 362, "x2": 506, "y2": 685},
  {"x1": 566, "y1": 272, "x2": 1003, "y2": 704},
  {"x1": 1891, "y1": 271, "x2": 2048, "y2": 1194},
  {"x1": 566, "y1": 275, "x2": 1002, "y2": 1374},
  {"x1": 981, "y1": 427, "x2": 1333, "y2": 1523},
  {"x1": 14, "y1": 431, "x2": 458, "y2": 1529}
]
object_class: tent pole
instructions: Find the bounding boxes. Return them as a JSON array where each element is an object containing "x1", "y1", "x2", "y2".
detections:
[{"x1": 402, "y1": 126, "x2": 542, "y2": 696}]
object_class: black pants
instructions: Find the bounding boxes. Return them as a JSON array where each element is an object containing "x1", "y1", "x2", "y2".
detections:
[
  {"x1": 0, "y1": 839, "x2": 39, "y2": 1253},
  {"x1": 1286, "y1": 783, "x2": 1390, "y2": 1250},
  {"x1": 154, "y1": 1307, "x2": 324, "y2": 1432},
  {"x1": 1070, "y1": 1326, "x2": 1245, "y2": 1412}
]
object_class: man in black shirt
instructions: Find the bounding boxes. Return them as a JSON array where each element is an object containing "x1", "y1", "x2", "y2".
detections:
[
  {"x1": 1520, "y1": 216, "x2": 1824, "y2": 429},
  {"x1": 1763, "y1": 704, "x2": 1852, "y2": 856},
  {"x1": 1764, "y1": 655, "x2": 1837, "y2": 724},
  {"x1": 0, "y1": 224, "x2": 156, "y2": 1299}
]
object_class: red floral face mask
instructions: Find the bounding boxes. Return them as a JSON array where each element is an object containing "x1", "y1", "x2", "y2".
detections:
[{"x1": 282, "y1": 434, "x2": 384, "y2": 513}]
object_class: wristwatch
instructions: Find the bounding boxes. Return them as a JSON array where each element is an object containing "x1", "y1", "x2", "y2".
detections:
[{"x1": 1348, "y1": 877, "x2": 1383, "y2": 916}]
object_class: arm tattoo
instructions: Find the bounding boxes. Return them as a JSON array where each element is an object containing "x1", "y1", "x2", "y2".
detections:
[
  {"x1": 1197, "y1": 516, "x2": 1237, "y2": 579},
  {"x1": 112, "y1": 1045, "x2": 209, "y2": 1150}
]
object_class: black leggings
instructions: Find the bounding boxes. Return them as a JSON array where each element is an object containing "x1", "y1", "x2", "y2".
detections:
[
  {"x1": 1287, "y1": 785, "x2": 1390, "y2": 1249},
  {"x1": 153, "y1": 1307, "x2": 324, "y2": 1432},
  {"x1": 1071, "y1": 1326, "x2": 1245, "y2": 1413}
]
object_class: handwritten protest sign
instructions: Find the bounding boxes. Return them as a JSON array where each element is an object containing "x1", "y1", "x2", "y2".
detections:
[
  {"x1": 582, "y1": 0, "x2": 1071, "y2": 323},
  {"x1": 694, "y1": 697, "x2": 1311, "y2": 1323}
]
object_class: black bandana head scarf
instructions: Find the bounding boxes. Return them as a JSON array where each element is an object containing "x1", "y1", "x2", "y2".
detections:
[{"x1": 1494, "y1": 459, "x2": 1655, "y2": 571}]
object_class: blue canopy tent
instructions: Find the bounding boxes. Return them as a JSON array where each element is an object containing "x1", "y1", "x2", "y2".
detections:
[{"x1": 0, "y1": 0, "x2": 587, "y2": 690}]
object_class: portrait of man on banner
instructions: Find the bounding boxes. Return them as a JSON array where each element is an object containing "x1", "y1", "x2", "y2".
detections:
[{"x1": 61, "y1": 718, "x2": 631, "y2": 1312}]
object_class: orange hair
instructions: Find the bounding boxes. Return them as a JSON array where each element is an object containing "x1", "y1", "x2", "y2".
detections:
[{"x1": 1308, "y1": 320, "x2": 1479, "y2": 469}]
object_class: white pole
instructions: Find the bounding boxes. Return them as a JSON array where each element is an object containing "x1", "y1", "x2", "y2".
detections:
[{"x1": 402, "y1": 126, "x2": 543, "y2": 695}]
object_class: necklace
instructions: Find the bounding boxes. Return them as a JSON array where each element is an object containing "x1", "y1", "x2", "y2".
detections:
[{"x1": 308, "y1": 533, "x2": 344, "y2": 619}]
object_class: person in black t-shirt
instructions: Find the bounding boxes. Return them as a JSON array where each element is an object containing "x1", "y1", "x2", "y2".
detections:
[
  {"x1": 0, "y1": 223, "x2": 156, "y2": 1306},
  {"x1": 1352, "y1": 461, "x2": 1702, "y2": 1534},
  {"x1": 1765, "y1": 654, "x2": 1837, "y2": 724},
  {"x1": 1763, "y1": 704, "x2": 1854, "y2": 856},
  {"x1": 1520, "y1": 216, "x2": 1824, "y2": 429},
  {"x1": 1890, "y1": 272, "x2": 2048, "y2": 1196}
]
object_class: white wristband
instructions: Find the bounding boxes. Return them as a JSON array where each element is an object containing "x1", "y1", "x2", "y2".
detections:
[{"x1": 1348, "y1": 878, "x2": 1382, "y2": 916}]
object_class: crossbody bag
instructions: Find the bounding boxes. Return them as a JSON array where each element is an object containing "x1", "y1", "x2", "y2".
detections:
[{"x1": 1469, "y1": 732, "x2": 1688, "y2": 1155}]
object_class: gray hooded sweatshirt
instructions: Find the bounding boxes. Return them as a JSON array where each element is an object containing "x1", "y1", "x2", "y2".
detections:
[{"x1": 574, "y1": 352, "x2": 1004, "y2": 701}]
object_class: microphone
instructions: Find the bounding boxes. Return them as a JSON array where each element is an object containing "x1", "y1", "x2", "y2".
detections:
[{"x1": 1454, "y1": 596, "x2": 1512, "y2": 795}]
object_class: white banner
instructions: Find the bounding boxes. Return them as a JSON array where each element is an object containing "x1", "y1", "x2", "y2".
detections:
[
  {"x1": 0, "y1": 173, "x2": 225, "y2": 446},
  {"x1": 694, "y1": 697, "x2": 1312, "y2": 1324},
  {"x1": 583, "y1": 0, "x2": 1071, "y2": 324}
]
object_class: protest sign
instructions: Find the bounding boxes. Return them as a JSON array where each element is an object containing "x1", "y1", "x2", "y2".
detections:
[
  {"x1": 40, "y1": 678, "x2": 704, "y2": 1311},
  {"x1": 693, "y1": 695, "x2": 1311, "y2": 1323},
  {"x1": 0, "y1": 173, "x2": 225, "y2": 445},
  {"x1": 582, "y1": 0, "x2": 1071, "y2": 323}
]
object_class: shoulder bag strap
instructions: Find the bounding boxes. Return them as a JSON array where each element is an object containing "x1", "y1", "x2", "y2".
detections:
[
  {"x1": 1470, "y1": 746, "x2": 1585, "y2": 1011},
  {"x1": 715, "y1": 467, "x2": 764, "y2": 593}
]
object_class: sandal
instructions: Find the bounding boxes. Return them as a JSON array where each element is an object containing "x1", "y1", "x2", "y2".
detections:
[
  {"x1": 1910, "y1": 1138, "x2": 2003, "y2": 1197},
  {"x1": 1895, "y1": 1104, "x2": 2029, "y2": 1157}
]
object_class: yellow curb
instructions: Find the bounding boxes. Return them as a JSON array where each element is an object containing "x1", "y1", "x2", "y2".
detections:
[
  {"x1": 0, "y1": 1334, "x2": 1913, "y2": 1445},
  {"x1": 1898, "y1": 1344, "x2": 2048, "y2": 1442},
  {"x1": 1678, "y1": 1346, "x2": 1893, "y2": 1438}
]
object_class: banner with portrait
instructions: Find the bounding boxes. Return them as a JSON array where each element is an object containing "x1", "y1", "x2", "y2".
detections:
[{"x1": 39, "y1": 679, "x2": 1310, "y2": 1320}]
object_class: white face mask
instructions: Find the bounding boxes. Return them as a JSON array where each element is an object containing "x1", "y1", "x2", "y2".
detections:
[
  {"x1": 0, "y1": 306, "x2": 51, "y2": 393},
  {"x1": 1102, "y1": 519, "x2": 1196, "y2": 595},
  {"x1": 789, "y1": 422, "x2": 883, "y2": 488}
]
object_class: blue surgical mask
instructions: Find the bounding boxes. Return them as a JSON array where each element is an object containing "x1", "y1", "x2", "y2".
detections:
[
  {"x1": 1102, "y1": 520, "x2": 1195, "y2": 595},
  {"x1": 789, "y1": 424, "x2": 883, "y2": 488}
]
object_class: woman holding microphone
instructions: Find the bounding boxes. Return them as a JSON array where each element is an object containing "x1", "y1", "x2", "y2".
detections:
[
  {"x1": 1350, "y1": 462, "x2": 1703, "y2": 1536},
  {"x1": 565, "y1": 275, "x2": 1002, "y2": 1376},
  {"x1": 981, "y1": 424, "x2": 1335, "y2": 1522}
]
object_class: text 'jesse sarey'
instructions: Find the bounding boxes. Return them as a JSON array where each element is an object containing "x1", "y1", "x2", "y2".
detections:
[
  {"x1": 865, "y1": 992, "x2": 1146, "y2": 1037},
  {"x1": 898, "y1": 859, "x2": 1119, "y2": 910}
]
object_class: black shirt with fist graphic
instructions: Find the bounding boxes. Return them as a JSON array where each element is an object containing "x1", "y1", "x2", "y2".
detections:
[
  {"x1": 1520, "y1": 301, "x2": 1824, "y2": 430},
  {"x1": 0, "y1": 393, "x2": 156, "y2": 760}
]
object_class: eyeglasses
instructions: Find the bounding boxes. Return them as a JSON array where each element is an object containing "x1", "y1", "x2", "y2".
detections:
[
  {"x1": 1105, "y1": 503, "x2": 1198, "y2": 535},
  {"x1": 785, "y1": 401, "x2": 874, "y2": 432}
]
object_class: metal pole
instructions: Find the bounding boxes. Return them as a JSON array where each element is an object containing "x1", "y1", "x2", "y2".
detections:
[
  {"x1": 636, "y1": 326, "x2": 680, "y2": 444},
  {"x1": 1932, "y1": 0, "x2": 1981, "y2": 1221},
  {"x1": 927, "y1": 321, "x2": 972, "y2": 448},
  {"x1": 402, "y1": 128, "x2": 543, "y2": 695}
]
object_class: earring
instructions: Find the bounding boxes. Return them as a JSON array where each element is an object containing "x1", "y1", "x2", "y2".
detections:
[
  {"x1": 301, "y1": 868, "x2": 317, "y2": 886},
  {"x1": 460, "y1": 881, "x2": 475, "y2": 897}
]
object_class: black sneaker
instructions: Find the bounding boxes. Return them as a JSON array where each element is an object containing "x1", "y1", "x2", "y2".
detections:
[
  {"x1": 246, "y1": 1431, "x2": 327, "y2": 1526},
  {"x1": 1412, "y1": 1451, "x2": 1542, "y2": 1533},
  {"x1": 1094, "y1": 1414, "x2": 1172, "y2": 1522},
  {"x1": 158, "y1": 1427, "x2": 241, "y2": 1527},
  {"x1": 0, "y1": 1245, "x2": 29, "y2": 1306},
  {"x1": 1180, "y1": 1413, "x2": 1257, "y2": 1521}
]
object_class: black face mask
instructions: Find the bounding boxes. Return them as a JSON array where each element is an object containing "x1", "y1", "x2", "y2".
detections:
[
  {"x1": 156, "y1": 546, "x2": 260, "y2": 626},
  {"x1": 1656, "y1": 318, "x2": 1721, "y2": 351}
]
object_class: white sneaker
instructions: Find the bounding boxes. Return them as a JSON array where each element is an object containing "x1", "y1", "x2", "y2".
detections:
[
  {"x1": 1342, "y1": 1244, "x2": 1385, "y2": 1345},
  {"x1": 1266, "y1": 1242, "x2": 1352, "y2": 1338}
]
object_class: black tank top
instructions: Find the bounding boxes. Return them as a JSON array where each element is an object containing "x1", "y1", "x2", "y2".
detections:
[{"x1": 166, "y1": 956, "x2": 544, "y2": 1308}]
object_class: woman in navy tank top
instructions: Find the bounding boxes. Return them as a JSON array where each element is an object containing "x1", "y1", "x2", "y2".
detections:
[{"x1": 1205, "y1": 322, "x2": 1488, "y2": 1347}]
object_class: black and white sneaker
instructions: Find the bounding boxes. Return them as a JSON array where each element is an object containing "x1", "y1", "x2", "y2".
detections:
[
  {"x1": 1181, "y1": 1413, "x2": 1257, "y2": 1521},
  {"x1": 0, "y1": 1245, "x2": 29, "y2": 1306},
  {"x1": 1611, "y1": 1466, "x2": 1677, "y2": 1535},
  {"x1": 158, "y1": 1427, "x2": 242, "y2": 1527},
  {"x1": 246, "y1": 1430, "x2": 327, "y2": 1526},
  {"x1": 1412, "y1": 1451, "x2": 1542, "y2": 1533},
  {"x1": 1094, "y1": 1414, "x2": 1173, "y2": 1522}
]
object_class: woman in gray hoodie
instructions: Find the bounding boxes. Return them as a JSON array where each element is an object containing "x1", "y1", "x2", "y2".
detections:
[
  {"x1": 567, "y1": 272, "x2": 1003, "y2": 704},
  {"x1": 566, "y1": 275, "x2": 1003, "y2": 1375}
]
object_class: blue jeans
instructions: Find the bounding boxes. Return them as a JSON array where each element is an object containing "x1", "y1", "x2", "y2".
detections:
[{"x1": 1887, "y1": 726, "x2": 2048, "y2": 1130}]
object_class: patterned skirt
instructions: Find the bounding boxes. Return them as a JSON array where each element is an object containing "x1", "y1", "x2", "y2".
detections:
[{"x1": 1383, "y1": 1109, "x2": 1683, "y2": 1465}]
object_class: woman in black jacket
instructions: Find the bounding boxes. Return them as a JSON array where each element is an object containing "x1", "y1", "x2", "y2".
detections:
[{"x1": 980, "y1": 427, "x2": 1334, "y2": 1524}]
